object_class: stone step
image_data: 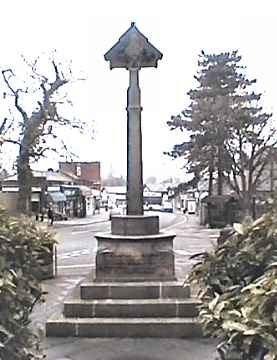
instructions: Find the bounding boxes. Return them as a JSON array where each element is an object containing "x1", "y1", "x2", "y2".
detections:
[
  {"x1": 64, "y1": 298, "x2": 201, "y2": 318},
  {"x1": 80, "y1": 281, "x2": 190, "y2": 300},
  {"x1": 46, "y1": 316, "x2": 202, "y2": 338}
]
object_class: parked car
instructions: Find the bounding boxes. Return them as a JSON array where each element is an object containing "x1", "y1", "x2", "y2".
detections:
[
  {"x1": 149, "y1": 204, "x2": 162, "y2": 211},
  {"x1": 53, "y1": 212, "x2": 68, "y2": 221},
  {"x1": 161, "y1": 201, "x2": 173, "y2": 213}
]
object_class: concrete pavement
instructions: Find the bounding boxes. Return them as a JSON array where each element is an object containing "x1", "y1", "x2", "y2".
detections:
[
  {"x1": 45, "y1": 337, "x2": 218, "y2": 360},
  {"x1": 33, "y1": 210, "x2": 110, "y2": 230},
  {"x1": 32, "y1": 214, "x2": 220, "y2": 360},
  {"x1": 54, "y1": 211, "x2": 110, "y2": 227}
]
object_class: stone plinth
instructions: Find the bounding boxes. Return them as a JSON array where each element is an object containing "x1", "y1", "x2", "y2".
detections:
[
  {"x1": 95, "y1": 231, "x2": 176, "y2": 282},
  {"x1": 111, "y1": 215, "x2": 159, "y2": 236},
  {"x1": 46, "y1": 281, "x2": 202, "y2": 338}
]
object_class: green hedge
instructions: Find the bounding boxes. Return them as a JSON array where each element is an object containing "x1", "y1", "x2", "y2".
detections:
[
  {"x1": 189, "y1": 206, "x2": 277, "y2": 359},
  {"x1": 0, "y1": 208, "x2": 56, "y2": 360}
]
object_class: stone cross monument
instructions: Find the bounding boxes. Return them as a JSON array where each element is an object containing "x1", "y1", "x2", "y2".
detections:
[
  {"x1": 94, "y1": 22, "x2": 175, "y2": 281},
  {"x1": 45, "y1": 24, "x2": 200, "y2": 339},
  {"x1": 104, "y1": 22, "x2": 162, "y2": 215}
]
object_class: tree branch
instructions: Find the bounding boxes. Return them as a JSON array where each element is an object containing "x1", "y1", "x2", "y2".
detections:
[
  {"x1": 31, "y1": 146, "x2": 56, "y2": 158},
  {"x1": 4, "y1": 139, "x2": 21, "y2": 146},
  {"x1": 2, "y1": 69, "x2": 29, "y2": 124},
  {"x1": 0, "y1": 118, "x2": 8, "y2": 135}
]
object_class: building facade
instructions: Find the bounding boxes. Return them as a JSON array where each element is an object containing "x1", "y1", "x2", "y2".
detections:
[
  {"x1": 59, "y1": 161, "x2": 101, "y2": 190},
  {"x1": 1, "y1": 170, "x2": 96, "y2": 218}
]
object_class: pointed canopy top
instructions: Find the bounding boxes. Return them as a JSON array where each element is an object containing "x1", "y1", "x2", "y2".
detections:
[{"x1": 104, "y1": 22, "x2": 163, "y2": 69}]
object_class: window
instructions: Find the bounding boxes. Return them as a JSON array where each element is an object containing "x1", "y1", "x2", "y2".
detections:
[{"x1": 76, "y1": 165, "x2": 81, "y2": 177}]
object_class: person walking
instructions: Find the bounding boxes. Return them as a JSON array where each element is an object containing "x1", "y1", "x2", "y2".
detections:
[
  {"x1": 183, "y1": 207, "x2": 188, "y2": 222},
  {"x1": 47, "y1": 207, "x2": 54, "y2": 226}
]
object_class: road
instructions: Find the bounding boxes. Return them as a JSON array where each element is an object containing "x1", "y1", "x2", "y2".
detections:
[{"x1": 55, "y1": 211, "x2": 185, "y2": 275}]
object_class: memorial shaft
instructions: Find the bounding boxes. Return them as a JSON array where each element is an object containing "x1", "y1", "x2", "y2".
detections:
[{"x1": 127, "y1": 68, "x2": 143, "y2": 215}]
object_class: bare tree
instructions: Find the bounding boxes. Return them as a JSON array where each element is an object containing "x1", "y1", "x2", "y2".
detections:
[{"x1": 2, "y1": 55, "x2": 87, "y2": 213}]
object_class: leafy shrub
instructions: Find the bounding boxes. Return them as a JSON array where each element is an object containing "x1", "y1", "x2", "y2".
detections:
[
  {"x1": 189, "y1": 208, "x2": 277, "y2": 359},
  {"x1": 0, "y1": 208, "x2": 55, "y2": 360}
]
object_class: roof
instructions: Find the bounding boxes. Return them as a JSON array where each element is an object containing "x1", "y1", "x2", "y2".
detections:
[
  {"x1": 104, "y1": 186, "x2": 127, "y2": 194},
  {"x1": 104, "y1": 22, "x2": 163, "y2": 69},
  {"x1": 3, "y1": 170, "x2": 76, "y2": 183},
  {"x1": 202, "y1": 194, "x2": 239, "y2": 204},
  {"x1": 59, "y1": 161, "x2": 100, "y2": 166},
  {"x1": 44, "y1": 171, "x2": 77, "y2": 182},
  {"x1": 57, "y1": 170, "x2": 79, "y2": 180},
  {"x1": 144, "y1": 184, "x2": 169, "y2": 193}
]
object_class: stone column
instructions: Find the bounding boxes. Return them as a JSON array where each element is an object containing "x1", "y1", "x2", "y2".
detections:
[{"x1": 126, "y1": 68, "x2": 143, "y2": 215}]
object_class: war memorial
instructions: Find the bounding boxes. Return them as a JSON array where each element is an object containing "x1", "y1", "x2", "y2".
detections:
[{"x1": 46, "y1": 23, "x2": 201, "y2": 338}]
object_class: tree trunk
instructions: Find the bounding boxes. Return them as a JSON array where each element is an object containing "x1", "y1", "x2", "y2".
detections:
[
  {"x1": 207, "y1": 166, "x2": 214, "y2": 226},
  {"x1": 217, "y1": 145, "x2": 223, "y2": 195},
  {"x1": 39, "y1": 179, "x2": 47, "y2": 215},
  {"x1": 217, "y1": 168, "x2": 223, "y2": 195},
  {"x1": 240, "y1": 193, "x2": 252, "y2": 219},
  {"x1": 17, "y1": 147, "x2": 32, "y2": 214},
  {"x1": 208, "y1": 166, "x2": 214, "y2": 196}
]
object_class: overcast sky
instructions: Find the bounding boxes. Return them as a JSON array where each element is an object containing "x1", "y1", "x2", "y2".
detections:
[{"x1": 0, "y1": 0, "x2": 277, "y2": 182}]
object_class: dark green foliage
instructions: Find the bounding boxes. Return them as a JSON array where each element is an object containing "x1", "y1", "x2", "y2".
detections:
[
  {"x1": 0, "y1": 208, "x2": 55, "y2": 360},
  {"x1": 167, "y1": 51, "x2": 275, "y2": 213},
  {"x1": 204, "y1": 194, "x2": 241, "y2": 228},
  {"x1": 189, "y1": 206, "x2": 277, "y2": 359}
]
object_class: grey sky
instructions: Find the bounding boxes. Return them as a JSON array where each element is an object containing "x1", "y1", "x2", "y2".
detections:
[{"x1": 0, "y1": 0, "x2": 276, "y2": 181}]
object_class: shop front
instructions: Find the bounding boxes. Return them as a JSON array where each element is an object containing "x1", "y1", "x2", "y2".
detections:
[
  {"x1": 61, "y1": 185, "x2": 85, "y2": 218},
  {"x1": 47, "y1": 191, "x2": 67, "y2": 219}
]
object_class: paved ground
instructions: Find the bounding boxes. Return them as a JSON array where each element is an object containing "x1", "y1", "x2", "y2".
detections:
[
  {"x1": 45, "y1": 337, "x2": 218, "y2": 360},
  {"x1": 32, "y1": 214, "x2": 220, "y2": 360},
  {"x1": 35, "y1": 210, "x2": 109, "y2": 228}
]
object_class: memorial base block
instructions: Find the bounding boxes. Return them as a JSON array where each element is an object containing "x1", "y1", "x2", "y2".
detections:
[
  {"x1": 95, "y1": 231, "x2": 176, "y2": 282},
  {"x1": 111, "y1": 215, "x2": 159, "y2": 236}
]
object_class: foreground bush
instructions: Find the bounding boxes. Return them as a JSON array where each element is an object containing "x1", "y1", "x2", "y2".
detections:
[
  {"x1": 189, "y1": 208, "x2": 277, "y2": 359},
  {"x1": 0, "y1": 209, "x2": 55, "y2": 360}
]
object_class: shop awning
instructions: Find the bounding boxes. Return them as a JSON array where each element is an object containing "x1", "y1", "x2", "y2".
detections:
[{"x1": 48, "y1": 191, "x2": 66, "y2": 202}]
